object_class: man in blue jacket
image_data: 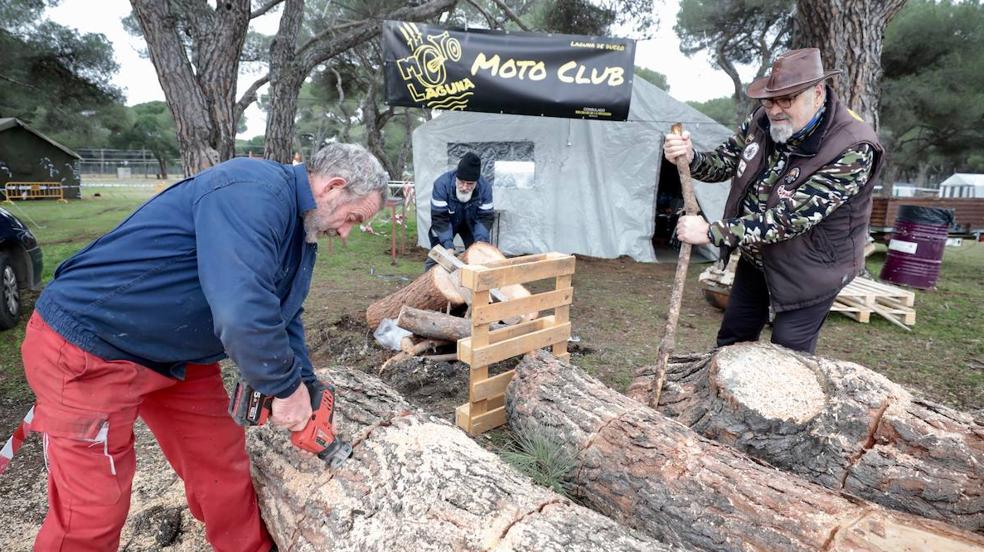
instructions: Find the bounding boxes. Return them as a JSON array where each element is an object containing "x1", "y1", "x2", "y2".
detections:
[
  {"x1": 21, "y1": 143, "x2": 387, "y2": 551},
  {"x1": 426, "y1": 152, "x2": 494, "y2": 268}
]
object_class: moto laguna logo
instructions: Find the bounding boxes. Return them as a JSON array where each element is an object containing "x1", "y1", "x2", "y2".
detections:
[
  {"x1": 384, "y1": 21, "x2": 636, "y2": 120},
  {"x1": 394, "y1": 22, "x2": 475, "y2": 110}
]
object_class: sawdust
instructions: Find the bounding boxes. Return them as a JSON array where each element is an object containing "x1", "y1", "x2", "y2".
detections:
[{"x1": 0, "y1": 419, "x2": 208, "y2": 551}]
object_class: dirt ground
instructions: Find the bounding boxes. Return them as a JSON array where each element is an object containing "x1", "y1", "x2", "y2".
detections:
[{"x1": 1, "y1": 248, "x2": 980, "y2": 548}]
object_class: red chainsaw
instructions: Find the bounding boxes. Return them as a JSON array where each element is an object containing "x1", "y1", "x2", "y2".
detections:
[{"x1": 229, "y1": 379, "x2": 352, "y2": 469}]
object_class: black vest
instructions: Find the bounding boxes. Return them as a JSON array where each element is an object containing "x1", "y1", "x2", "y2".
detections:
[{"x1": 722, "y1": 88, "x2": 884, "y2": 311}]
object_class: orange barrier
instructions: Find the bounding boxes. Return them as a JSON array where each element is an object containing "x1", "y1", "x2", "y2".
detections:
[{"x1": 3, "y1": 182, "x2": 68, "y2": 203}]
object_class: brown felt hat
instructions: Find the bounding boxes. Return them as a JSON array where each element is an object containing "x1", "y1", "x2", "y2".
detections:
[{"x1": 746, "y1": 48, "x2": 841, "y2": 99}]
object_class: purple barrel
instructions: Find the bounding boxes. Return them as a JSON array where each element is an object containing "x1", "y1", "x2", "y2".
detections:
[{"x1": 880, "y1": 205, "x2": 954, "y2": 289}]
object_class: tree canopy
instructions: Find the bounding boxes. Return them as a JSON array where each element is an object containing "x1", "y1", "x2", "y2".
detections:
[
  {"x1": 675, "y1": 0, "x2": 792, "y2": 127},
  {"x1": 880, "y1": 0, "x2": 984, "y2": 183},
  {"x1": 635, "y1": 67, "x2": 670, "y2": 91},
  {"x1": 0, "y1": 0, "x2": 124, "y2": 147},
  {"x1": 687, "y1": 96, "x2": 737, "y2": 127},
  {"x1": 111, "y1": 101, "x2": 180, "y2": 177}
]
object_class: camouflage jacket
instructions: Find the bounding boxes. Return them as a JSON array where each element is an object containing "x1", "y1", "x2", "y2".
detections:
[{"x1": 690, "y1": 112, "x2": 875, "y2": 269}]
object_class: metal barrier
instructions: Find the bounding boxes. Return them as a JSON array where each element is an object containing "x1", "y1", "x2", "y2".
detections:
[{"x1": 3, "y1": 182, "x2": 68, "y2": 203}]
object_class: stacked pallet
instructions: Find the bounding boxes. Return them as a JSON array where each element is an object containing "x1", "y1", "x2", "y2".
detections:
[
  {"x1": 831, "y1": 276, "x2": 916, "y2": 327},
  {"x1": 698, "y1": 264, "x2": 918, "y2": 328}
]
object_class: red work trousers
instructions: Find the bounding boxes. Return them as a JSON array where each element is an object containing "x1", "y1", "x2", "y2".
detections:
[{"x1": 21, "y1": 312, "x2": 273, "y2": 552}]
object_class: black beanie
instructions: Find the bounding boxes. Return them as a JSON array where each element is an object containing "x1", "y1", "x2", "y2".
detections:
[{"x1": 456, "y1": 152, "x2": 482, "y2": 181}]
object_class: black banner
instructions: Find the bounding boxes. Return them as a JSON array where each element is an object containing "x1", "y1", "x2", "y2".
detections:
[{"x1": 383, "y1": 21, "x2": 635, "y2": 121}]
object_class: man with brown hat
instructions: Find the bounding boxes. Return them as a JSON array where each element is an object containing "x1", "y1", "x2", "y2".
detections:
[{"x1": 663, "y1": 48, "x2": 884, "y2": 353}]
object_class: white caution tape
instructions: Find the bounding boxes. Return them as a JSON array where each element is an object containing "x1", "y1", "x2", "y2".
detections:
[{"x1": 0, "y1": 405, "x2": 35, "y2": 475}]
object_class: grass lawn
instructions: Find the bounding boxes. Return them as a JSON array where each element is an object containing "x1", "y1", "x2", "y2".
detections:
[{"x1": 2, "y1": 186, "x2": 982, "y2": 430}]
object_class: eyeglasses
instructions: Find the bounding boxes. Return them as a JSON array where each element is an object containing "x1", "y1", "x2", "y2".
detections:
[{"x1": 760, "y1": 89, "x2": 805, "y2": 110}]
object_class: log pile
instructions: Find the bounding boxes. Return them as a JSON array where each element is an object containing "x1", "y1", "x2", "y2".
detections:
[
  {"x1": 365, "y1": 266, "x2": 467, "y2": 330},
  {"x1": 626, "y1": 342, "x2": 984, "y2": 533},
  {"x1": 507, "y1": 350, "x2": 984, "y2": 551},
  {"x1": 367, "y1": 243, "x2": 530, "y2": 368},
  {"x1": 246, "y1": 365, "x2": 674, "y2": 551}
]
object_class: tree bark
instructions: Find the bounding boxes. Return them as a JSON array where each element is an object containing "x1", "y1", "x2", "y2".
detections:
[
  {"x1": 362, "y1": 74, "x2": 398, "y2": 178},
  {"x1": 130, "y1": 0, "x2": 249, "y2": 176},
  {"x1": 397, "y1": 306, "x2": 505, "y2": 342},
  {"x1": 792, "y1": 0, "x2": 906, "y2": 130},
  {"x1": 507, "y1": 350, "x2": 984, "y2": 552},
  {"x1": 262, "y1": 0, "x2": 306, "y2": 163},
  {"x1": 247, "y1": 365, "x2": 672, "y2": 551},
  {"x1": 366, "y1": 267, "x2": 467, "y2": 330},
  {"x1": 626, "y1": 342, "x2": 984, "y2": 533}
]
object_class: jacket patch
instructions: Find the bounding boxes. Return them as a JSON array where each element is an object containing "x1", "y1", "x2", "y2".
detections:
[
  {"x1": 736, "y1": 160, "x2": 747, "y2": 178},
  {"x1": 742, "y1": 142, "x2": 760, "y2": 161},
  {"x1": 783, "y1": 167, "x2": 801, "y2": 185}
]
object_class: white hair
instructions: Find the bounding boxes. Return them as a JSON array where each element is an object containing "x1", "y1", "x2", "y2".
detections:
[{"x1": 307, "y1": 143, "x2": 388, "y2": 200}]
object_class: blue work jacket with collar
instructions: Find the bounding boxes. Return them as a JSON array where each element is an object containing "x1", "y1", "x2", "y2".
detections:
[
  {"x1": 429, "y1": 170, "x2": 494, "y2": 248},
  {"x1": 35, "y1": 158, "x2": 318, "y2": 399}
]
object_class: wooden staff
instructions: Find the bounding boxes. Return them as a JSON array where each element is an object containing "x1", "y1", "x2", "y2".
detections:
[{"x1": 649, "y1": 122, "x2": 701, "y2": 408}]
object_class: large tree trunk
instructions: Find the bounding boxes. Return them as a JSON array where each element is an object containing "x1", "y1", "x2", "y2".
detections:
[
  {"x1": 262, "y1": 0, "x2": 306, "y2": 163},
  {"x1": 507, "y1": 351, "x2": 984, "y2": 552},
  {"x1": 792, "y1": 0, "x2": 906, "y2": 130},
  {"x1": 366, "y1": 267, "x2": 467, "y2": 330},
  {"x1": 626, "y1": 342, "x2": 984, "y2": 533},
  {"x1": 130, "y1": 0, "x2": 248, "y2": 176},
  {"x1": 362, "y1": 75, "x2": 398, "y2": 179},
  {"x1": 130, "y1": 0, "x2": 249, "y2": 176},
  {"x1": 246, "y1": 365, "x2": 672, "y2": 551}
]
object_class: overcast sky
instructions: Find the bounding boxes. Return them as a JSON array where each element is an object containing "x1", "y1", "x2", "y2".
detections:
[{"x1": 47, "y1": 0, "x2": 756, "y2": 138}]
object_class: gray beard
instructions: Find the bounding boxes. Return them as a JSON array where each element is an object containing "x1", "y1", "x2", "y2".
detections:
[
  {"x1": 303, "y1": 212, "x2": 320, "y2": 244},
  {"x1": 455, "y1": 189, "x2": 474, "y2": 202},
  {"x1": 770, "y1": 121, "x2": 794, "y2": 143}
]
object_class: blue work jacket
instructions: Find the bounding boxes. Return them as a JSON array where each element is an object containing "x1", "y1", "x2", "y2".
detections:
[
  {"x1": 35, "y1": 158, "x2": 317, "y2": 398},
  {"x1": 429, "y1": 170, "x2": 494, "y2": 248}
]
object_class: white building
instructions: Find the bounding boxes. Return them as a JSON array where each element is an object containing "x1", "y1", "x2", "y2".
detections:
[{"x1": 938, "y1": 173, "x2": 984, "y2": 198}]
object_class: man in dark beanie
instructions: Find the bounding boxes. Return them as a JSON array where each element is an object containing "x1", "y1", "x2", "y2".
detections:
[
  {"x1": 664, "y1": 48, "x2": 883, "y2": 354},
  {"x1": 425, "y1": 151, "x2": 494, "y2": 268}
]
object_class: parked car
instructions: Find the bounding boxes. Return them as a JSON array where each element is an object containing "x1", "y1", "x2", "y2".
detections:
[{"x1": 0, "y1": 206, "x2": 43, "y2": 330}]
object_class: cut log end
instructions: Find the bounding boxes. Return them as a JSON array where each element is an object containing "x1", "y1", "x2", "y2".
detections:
[{"x1": 712, "y1": 344, "x2": 826, "y2": 424}]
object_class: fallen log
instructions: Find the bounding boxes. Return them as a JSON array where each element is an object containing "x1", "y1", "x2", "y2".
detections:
[
  {"x1": 626, "y1": 342, "x2": 984, "y2": 533},
  {"x1": 366, "y1": 267, "x2": 467, "y2": 330},
  {"x1": 507, "y1": 350, "x2": 984, "y2": 552},
  {"x1": 397, "y1": 306, "x2": 506, "y2": 342},
  {"x1": 247, "y1": 365, "x2": 674, "y2": 551}
]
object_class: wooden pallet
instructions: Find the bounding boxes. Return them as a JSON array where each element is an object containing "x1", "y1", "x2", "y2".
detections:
[
  {"x1": 831, "y1": 276, "x2": 916, "y2": 327},
  {"x1": 455, "y1": 252, "x2": 574, "y2": 435}
]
